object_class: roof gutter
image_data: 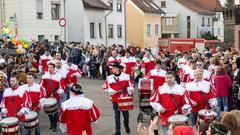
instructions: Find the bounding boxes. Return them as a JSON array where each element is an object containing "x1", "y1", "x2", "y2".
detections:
[{"x1": 105, "y1": 9, "x2": 113, "y2": 47}]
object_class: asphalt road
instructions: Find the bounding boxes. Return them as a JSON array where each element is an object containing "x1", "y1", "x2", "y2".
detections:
[{"x1": 35, "y1": 78, "x2": 151, "y2": 135}]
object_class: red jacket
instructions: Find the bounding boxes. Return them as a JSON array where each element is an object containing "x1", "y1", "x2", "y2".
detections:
[
  {"x1": 214, "y1": 75, "x2": 232, "y2": 97},
  {"x1": 145, "y1": 69, "x2": 166, "y2": 91},
  {"x1": 59, "y1": 95, "x2": 100, "y2": 135},
  {"x1": 150, "y1": 83, "x2": 190, "y2": 125},
  {"x1": 22, "y1": 83, "x2": 46, "y2": 112},
  {"x1": 40, "y1": 72, "x2": 64, "y2": 101},
  {"x1": 141, "y1": 57, "x2": 155, "y2": 75},
  {"x1": 0, "y1": 86, "x2": 31, "y2": 122},
  {"x1": 103, "y1": 72, "x2": 134, "y2": 103},
  {"x1": 121, "y1": 56, "x2": 136, "y2": 76},
  {"x1": 186, "y1": 80, "x2": 217, "y2": 113}
]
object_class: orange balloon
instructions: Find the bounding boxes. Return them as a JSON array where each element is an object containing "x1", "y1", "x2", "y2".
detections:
[{"x1": 16, "y1": 49, "x2": 22, "y2": 54}]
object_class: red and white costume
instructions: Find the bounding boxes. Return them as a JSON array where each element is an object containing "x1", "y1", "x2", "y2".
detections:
[
  {"x1": 107, "y1": 56, "x2": 121, "y2": 74},
  {"x1": 185, "y1": 80, "x2": 217, "y2": 113},
  {"x1": 47, "y1": 59, "x2": 66, "y2": 65},
  {"x1": 150, "y1": 83, "x2": 190, "y2": 125},
  {"x1": 145, "y1": 69, "x2": 166, "y2": 91},
  {"x1": 40, "y1": 72, "x2": 64, "y2": 101},
  {"x1": 188, "y1": 69, "x2": 212, "y2": 82},
  {"x1": 39, "y1": 54, "x2": 52, "y2": 73},
  {"x1": 21, "y1": 83, "x2": 46, "y2": 112},
  {"x1": 121, "y1": 56, "x2": 136, "y2": 76},
  {"x1": 63, "y1": 64, "x2": 82, "y2": 87},
  {"x1": 178, "y1": 65, "x2": 192, "y2": 85},
  {"x1": 0, "y1": 86, "x2": 31, "y2": 121},
  {"x1": 59, "y1": 95, "x2": 100, "y2": 135},
  {"x1": 103, "y1": 72, "x2": 134, "y2": 103},
  {"x1": 141, "y1": 56, "x2": 155, "y2": 75},
  {"x1": 55, "y1": 67, "x2": 68, "y2": 90}
]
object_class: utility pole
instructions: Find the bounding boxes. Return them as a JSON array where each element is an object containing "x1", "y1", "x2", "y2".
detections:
[{"x1": 63, "y1": 0, "x2": 66, "y2": 42}]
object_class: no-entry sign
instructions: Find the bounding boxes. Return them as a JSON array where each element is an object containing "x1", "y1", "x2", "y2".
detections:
[{"x1": 59, "y1": 18, "x2": 66, "y2": 27}]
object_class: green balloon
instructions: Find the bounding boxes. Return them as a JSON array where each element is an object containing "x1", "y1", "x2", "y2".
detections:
[{"x1": 6, "y1": 19, "x2": 10, "y2": 26}]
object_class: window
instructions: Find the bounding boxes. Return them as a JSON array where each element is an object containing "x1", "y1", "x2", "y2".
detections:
[
  {"x1": 217, "y1": 28, "x2": 221, "y2": 35},
  {"x1": 216, "y1": 13, "x2": 221, "y2": 20},
  {"x1": 207, "y1": 18, "x2": 210, "y2": 27},
  {"x1": 202, "y1": 17, "x2": 205, "y2": 26},
  {"x1": 108, "y1": 24, "x2": 114, "y2": 38},
  {"x1": 36, "y1": 0, "x2": 43, "y2": 19},
  {"x1": 54, "y1": 35, "x2": 59, "y2": 41},
  {"x1": 90, "y1": 23, "x2": 95, "y2": 38},
  {"x1": 99, "y1": 23, "x2": 102, "y2": 38},
  {"x1": 161, "y1": 1, "x2": 166, "y2": 8},
  {"x1": 166, "y1": 17, "x2": 173, "y2": 26},
  {"x1": 38, "y1": 35, "x2": 45, "y2": 41},
  {"x1": 117, "y1": 0, "x2": 122, "y2": 12},
  {"x1": 155, "y1": 24, "x2": 160, "y2": 36},
  {"x1": 147, "y1": 24, "x2": 151, "y2": 37},
  {"x1": 117, "y1": 25, "x2": 122, "y2": 38},
  {"x1": 187, "y1": 16, "x2": 191, "y2": 38},
  {"x1": 108, "y1": 0, "x2": 113, "y2": 10},
  {"x1": 51, "y1": 3, "x2": 60, "y2": 20}
]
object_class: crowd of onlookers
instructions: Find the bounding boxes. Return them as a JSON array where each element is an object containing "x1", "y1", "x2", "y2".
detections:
[{"x1": 1, "y1": 39, "x2": 240, "y2": 135}]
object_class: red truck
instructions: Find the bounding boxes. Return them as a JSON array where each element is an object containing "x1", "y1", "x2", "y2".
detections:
[{"x1": 158, "y1": 38, "x2": 223, "y2": 54}]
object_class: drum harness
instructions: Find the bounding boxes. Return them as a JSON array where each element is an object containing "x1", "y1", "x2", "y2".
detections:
[
  {"x1": 10, "y1": 96, "x2": 18, "y2": 116},
  {"x1": 114, "y1": 77, "x2": 128, "y2": 96},
  {"x1": 49, "y1": 76, "x2": 57, "y2": 97}
]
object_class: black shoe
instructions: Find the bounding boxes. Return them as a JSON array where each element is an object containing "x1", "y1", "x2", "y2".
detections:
[
  {"x1": 113, "y1": 132, "x2": 121, "y2": 135},
  {"x1": 52, "y1": 128, "x2": 57, "y2": 132},
  {"x1": 49, "y1": 123, "x2": 53, "y2": 129},
  {"x1": 125, "y1": 125, "x2": 131, "y2": 134}
]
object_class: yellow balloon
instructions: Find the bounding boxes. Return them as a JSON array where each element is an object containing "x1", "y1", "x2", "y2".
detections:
[
  {"x1": 16, "y1": 49, "x2": 22, "y2": 54},
  {"x1": 23, "y1": 44, "x2": 29, "y2": 49},
  {"x1": 7, "y1": 28, "x2": 12, "y2": 34},
  {"x1": 2, "y1": 28, "x2": 5, "y2": 33}
]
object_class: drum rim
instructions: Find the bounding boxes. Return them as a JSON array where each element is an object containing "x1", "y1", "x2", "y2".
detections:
[
  {"x1": 168, "y1": 115, "x2": 188, "y2": 123},
  {"x1": 45, "y1": 98, "x2": 57, "y2": 106},
  {"x1": 1, "y1": 117, "x2": 19, "y2": 124},
  {"x1": 25, "y1": 111, "x2": 38, "y2": 120}
]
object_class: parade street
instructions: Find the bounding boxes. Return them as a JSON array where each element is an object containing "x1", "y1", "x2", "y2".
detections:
[{"x1": 39, "y1": 78, "x2": 146, "y2": 135}]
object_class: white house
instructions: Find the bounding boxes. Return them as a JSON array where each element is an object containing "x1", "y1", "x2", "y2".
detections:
[
  {"x1": 66, "y1": 0, "x2": 110, "y2": 45},
  {"x1": 214, "y1": 12, "x2": 224, "y2": 41},
  {"x1": 153, "y1": 0, "x2": 222, "y2": 38},
  {"x1": 102, "y1": 0, "x2": 126, "y2": 47},
  {"x1": 0, "y1": 0, "x2": 65, "y2": 42}
]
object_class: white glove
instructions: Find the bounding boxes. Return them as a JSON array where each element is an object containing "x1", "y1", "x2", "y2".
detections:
[
  {"x1": 59, "y1": 123, "x2": 67, "y2": 133},
  {"x1": 127, "y1": 87, "x2": 134, "y2": 95},
  {"x1": 57, "y1": 89, "x2": 65, "y2": 95},
  {"x1": 107, "y1": 88, "x2": 116, "y2": 95},
  {"x1": 38, "y1": 66, "x2": 42, "y2": 73},
  {"x1": 1, "y1": 108, "x2": 8, "y2": 116},
  {"x1": 39, "y1": 98, "x2": 47, "y2": 108}
]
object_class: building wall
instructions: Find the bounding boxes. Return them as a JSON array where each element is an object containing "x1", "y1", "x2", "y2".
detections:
[
  {"x1": 3, "y1": 0, "x2": 65, "y2": 41},
  {"x1": 143, "y1": 14, "x2": 161, "y2": 48},
  {"x1": 102, "y1": 0, "x2": 125, "y2": 46},
  {"x1": 66, "y1": 0, "x2": 85, "y2": 42},
  {"x1": 84, "y1": 9, "x2": 106, "y2": 45},
  {"x1": 234, "y1": 25, "x2": 240, "y2": 49},
  {"x1": 153, "y1": 0, "x2": 213, "y2": 38},
  {"x1": 214, "y1": 12, "x2": 224, "y2": 41},
  {"x1": 126, "y1": 0, "x2": 144, "y2": 48}
]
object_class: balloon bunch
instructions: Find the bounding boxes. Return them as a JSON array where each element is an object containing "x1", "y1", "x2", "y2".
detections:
[{"x1": 1, "y1": 19, "x2": 33, "y2": 54}]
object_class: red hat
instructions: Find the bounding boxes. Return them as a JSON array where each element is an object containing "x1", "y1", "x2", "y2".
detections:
[{"x1": 173, "y1": 126, "x2": 194, "y2": 135}]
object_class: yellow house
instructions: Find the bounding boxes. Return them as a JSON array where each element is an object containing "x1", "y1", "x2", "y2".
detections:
[{"x1": 126, "y1": 0, "x2": 165, "y2": 49}]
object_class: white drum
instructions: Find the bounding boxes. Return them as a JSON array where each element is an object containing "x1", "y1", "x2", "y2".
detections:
[
  {"x1": 24, "y1": 111, "x2": 39, "y2": 129},
  {"x1": 168, "y1": 115, "x2": 188, "y2": 124},
  {"x1": 43, "y1": 98, "x2": 58, "y2": 114},
  {"x1": 1, "y1": 117, "x2": 19, "y2": 134},
  {"x1": 198, "y1": 109, "x2": 217, "y2": 122}
]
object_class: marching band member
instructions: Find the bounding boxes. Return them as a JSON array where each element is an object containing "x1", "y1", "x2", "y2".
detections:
[
  {"x1": 40, "y1": 63, "x2": 65, "y2": 132},
  {"x1": 150, "y1": 72, "x2": 190, "y2": 135},
  {"x1": 145, "y1": 60, "x2": 166, "y2": 91},
  {"x1": 22, "y1": 72, "x2": 46, "y2": 135},
  {"x1": 0, "y1": 75, "x2": 31, "y2": 135},
  {"x1": 48, "y1": 52, "x2": 66, "y2": 65},
  {"x1": 39, "y1": 50, "x2": 52, "y2": 73},
  {"x1": 59, "y1": 84, "x2": 100, "y2": 135},
  {"x1": 141, "y1": 51, "x2": 155, "y2": 76},
  {"x1": 0, "y1": 64, "x2": 7, "y2": 112},
  {"x1": 63, "y1": 59, "x2": 82, "y2": 99},
  {"x1": 121, "y1": 50, "x2": 136, "y2": 78},
  {"x1": 177, "y1": 53, "x2": 187, "y2": 69},
  {"x1": 107, "y1": 50, "x2": 121, "y2": 75},
  {"x1": 103, "y1": 62, "x2": 134, "y2": 135},
  {"x1": 178, "y1": 58, "x2": 192, "y2": 86},
  {"x1": 188, "y1": 59, "x2": 212, "y2": 82},
  {"x1": 185, "y1": 69, "x2": 217, "y2": 126}
]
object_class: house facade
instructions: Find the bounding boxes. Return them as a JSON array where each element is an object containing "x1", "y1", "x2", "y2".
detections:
[
  {"x1": 153, "y1": 0, "x2": 221, "y2": 39},
  {"x1": 126, "y1": 0, "x2": 164, "y2": 48},
  {"x1": 0, "y1": 0, "x2": 65, "y2": 42}
]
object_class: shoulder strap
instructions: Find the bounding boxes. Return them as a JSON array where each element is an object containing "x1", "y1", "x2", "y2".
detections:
[
  {"x1": 49, "y1": 78, "x2": 56, "y2": 95},
  {"x1": 169, "y1": 94, "x2": 178, "y2": 110},
  {"x1": 11, "y1": 96, "x2": 17, "y2": 115},
  {"x1": 200, "y1": 91, "x2": 207, "y2": 107},
  {"x1": 113, "y1": 77, "x2": 127, "y2": 95}
]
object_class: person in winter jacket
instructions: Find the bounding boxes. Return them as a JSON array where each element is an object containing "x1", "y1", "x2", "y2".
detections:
[{"x1": 214, "y1": 66, "x2": 232, "y2": 116}]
